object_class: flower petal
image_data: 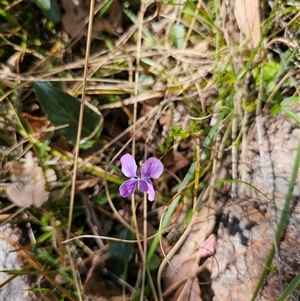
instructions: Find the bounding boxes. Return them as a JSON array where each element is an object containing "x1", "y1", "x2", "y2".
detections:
[
  {"x1": 141, "y1": 157, "x2": 163, "y2": 179},
  {"x1": 199, "y1": 235, "x2": 216, "y2": 258},
  {"x1": 138, "y1": 179, "x2": 156, "y2": 201},
  {"x1": 138, "y1": 179, "x2": 150, "y2": 192},
  {"x1": 120, "y1": 154, "x2": 137, "y2": 178},
  {"x1": 146, "y1": 181, "x2": 155, "y2": 201},
  {"x1": 119, "y1": 178, "x2": 138, "y2": 198}
]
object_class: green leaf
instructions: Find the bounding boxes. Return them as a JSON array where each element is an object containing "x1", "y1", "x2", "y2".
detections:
[
  {"x1": 281, "y1": 108, "x2": 300, "y2": 124},
  {"x1": 170, "y1": 24, "x2": 186, "y2": 49},
  {"x1": 34, "y1": 82, "x2": 103, "y2": 146},
  {"x1": 79, "y1": 139, "x2": 97, "y2": 150},
  {"x1": 147, "y1": 254, "x2": 161, "y2": 271},
  {"x1": 32, "y1": 0, "x2": 61, "y2": 23},
  {"x1": 270, "y1": 104, "x2": 280, "y2": 116},
  {"x1": 252, "y1": 61, "x2": 281, "y2": 92},
  {"x1": 277, "y1": 272, "x2": 300, "y2": 301},
  {"x1": 97, "y1": 0, "x2": 114, "y2": 18},
  {"x1": 171, "y1": 125, "x2": 190, "y2": 138},
  {"x1": 264, "y1": 61, "x2": 280, "y2": 81},
  {"x1": 107, "y1": 228, "x2": 134, "y2": 278},
  {"x1": 280, "y1": 96, "x2": 300, "y2": 107}
]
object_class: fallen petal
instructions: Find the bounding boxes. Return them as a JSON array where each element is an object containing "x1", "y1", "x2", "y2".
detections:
[
  {"x1": 120, "y1": 154, "x2": 137, "y2": 178},
  {"x1": 199, "y1": 234, "x2": 216, "y2": 258}
]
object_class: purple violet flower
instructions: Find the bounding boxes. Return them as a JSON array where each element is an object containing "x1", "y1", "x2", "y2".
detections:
[{"x1": 119, "y1": 153, "x2": 163, "y2": 201}]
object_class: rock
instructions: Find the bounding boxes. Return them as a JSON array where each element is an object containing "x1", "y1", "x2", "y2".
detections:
[
  {"x1": 210, "y1": 104, "x2": 300, "y2": 300},
  {"x1": 0, "y1": 224, "x2": 33, "y2": 301}
]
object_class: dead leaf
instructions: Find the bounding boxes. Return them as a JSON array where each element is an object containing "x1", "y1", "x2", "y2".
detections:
[
  {"x1": 76, "y1": 177, "x2": 98, "y2": 190},
  {"x1": 234, "y1": 0, "x2": 261, "y2": 48},
  {"x1": 0, "y1": 51, "x2": 24, "y2": 80},
  {"x1": 39, "y1": 292, "x2": 59, "y2": 301},
  {"x1": 62, "y1": 0, "x2": 123, "y2": 38},
  {"x1": 164, "y1": 151, "x2": 190, "y2": 174},
  {"x1": 163, "y1": 255, "x2": 202, "y2": 301},
  {"x1": 93, "y1": 0, "x2": 123, "y2": 36},
  {"x1": 162, "y1": 235, "x2": 216, "y2": 300},
  {"x1": 6, "y1": 152, "x2": 57, "y2": 208},
  {"x1": 173, "y1": 282, "x2": 202, "y2": 301},
  {"x1": 61, "y1": 0, "x2": 89, "y2": 38},
  {"x1": 6, "y1": 51, "x2": 24, "y2": 73},
  {"x1": 84, "y1": 249, "x2": 131, "y2": 301},
  {"x1": 22, "y1": 112, "x2": 50, "y2": 139}
]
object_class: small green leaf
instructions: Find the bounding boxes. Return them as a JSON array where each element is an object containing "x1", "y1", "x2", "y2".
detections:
[
  {"x1": 147, "y1": 254, "x2": 161, "y2": 270},
  {"x1": 170, "y1": 24, "x2": 186, "y2": 49},
  {"x1": 32, "y1": 0, "x2": 61, "y2": 23},
  {"x1": 34, "y1": 82, "x2": 103, "y2": 146},
  {"x1": 280, "y1": 96, "x2": 300, "y2": 107},
  {"x1": 79, "y1": 139, "x2": 97, "y2": 150},
  {"x1": 281, "y1": 108, "x2": 300, "y2": 124},
  {"x1": 264, "y1": 61, "x2": 281, "y2": 81},
  {"x1": 252, "y1": 61, "x2": 281, "y2": 92},
  {"x1": 270, "y1": 104, "x2": 280, "y2": 116},
  {"x1": 171, "y1": 125, "x2": 190, "y2": 138}
]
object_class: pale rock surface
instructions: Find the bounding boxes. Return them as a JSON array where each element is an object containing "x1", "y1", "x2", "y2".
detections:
[
  {"x1": 0, "y1": 224, "x2": 33, "y2": 301},
  {"x1": 209, "y1": 104, "x2": 300, "y2": 301}
]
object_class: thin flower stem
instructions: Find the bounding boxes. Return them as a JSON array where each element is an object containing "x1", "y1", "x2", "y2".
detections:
[{"x1": 193, "y1": 134, "x2": 201, "y2": 211}]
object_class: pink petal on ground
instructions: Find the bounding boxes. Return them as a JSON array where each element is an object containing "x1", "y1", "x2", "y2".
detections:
[{"x1": 200, "y1": 234, "x2": 216, "y2": 258}]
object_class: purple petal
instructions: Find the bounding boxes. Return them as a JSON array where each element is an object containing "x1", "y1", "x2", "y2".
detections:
[
  {"x1": 146, "y1": 182, "x2": 155, "y2": 201},
  {"x1": 120, "y1": 154, "x2": 137, "y2": 178},
  {"x1": 119, "y1": 178, "x2": 138, "y2": 198},
  {"x1": 141, "y1": 157, "x2": 163, "y2": 179},
  {"x1": 138, "y1": 179, "x2": 150, "y2": 192},
  {"x1": 138, "y1": 178, "x2": 155, "y2": 201},
  {"x1": 138, "y1": 179, "x2": 155, "y2": 201}
]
